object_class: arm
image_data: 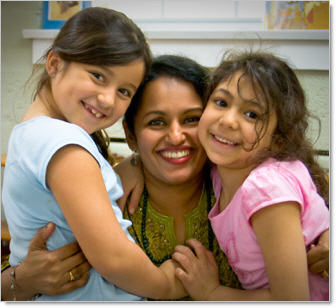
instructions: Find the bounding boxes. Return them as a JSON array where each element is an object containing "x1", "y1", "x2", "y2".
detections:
[
  {"x1": 173, "y1": 202, "x2": 310, "y2": 301},
  {"x1": 1, "y1": 223, "x2": 91, "y2": 301},
  {"x1": 46, "y1": 145, "x2": 186, "y2": 299},
  {"x1": 173, "y1": 239, "x2": 271, "y2": 301},
  {"x1": 307, "y1": 229, "x2": 329, "y2": 277},
  {"x1": 114, "y1": 154, "x2": 144, "y2": 214},
  {"x1": 251, "y1": 202, "x2": 310, "y2": 300}
]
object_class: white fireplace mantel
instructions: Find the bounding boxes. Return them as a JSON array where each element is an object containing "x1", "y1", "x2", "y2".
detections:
[{"x1": 23, "y1": 28, "x2": 329, "y2": 70}]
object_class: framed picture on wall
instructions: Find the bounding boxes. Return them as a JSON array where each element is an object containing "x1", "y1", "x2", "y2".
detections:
[
  {"x1": 264, "y1": 1, "x2": 329, "y2": 30},
  {"x1": 42, "y1": 1, "x2": 91, "y2": 29}
]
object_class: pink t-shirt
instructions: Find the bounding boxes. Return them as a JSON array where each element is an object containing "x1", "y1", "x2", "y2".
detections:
[{"x1": 209, "y1": 159, "x2": 329, "y2": 301}]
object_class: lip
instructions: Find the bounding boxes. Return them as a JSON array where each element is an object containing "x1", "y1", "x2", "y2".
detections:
[
  {"x1": 157, "y1": 146, "x2": 194, "y2": 165},
  {"x1": 82, "y1": 102, "x2": 106, "y2": 120}
]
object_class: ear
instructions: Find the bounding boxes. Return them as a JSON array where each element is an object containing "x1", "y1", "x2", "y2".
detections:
[
  {"x1": 122, "y1": 120, "x2": 138, "y2": 151},
  {"x1": 46, "y1": 50, "x2": 62, "y2": 76}
]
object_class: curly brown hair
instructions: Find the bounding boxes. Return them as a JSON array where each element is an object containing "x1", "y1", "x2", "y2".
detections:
[{"x1": 207, "y1": 49, "x2": 329, "y2": 206}]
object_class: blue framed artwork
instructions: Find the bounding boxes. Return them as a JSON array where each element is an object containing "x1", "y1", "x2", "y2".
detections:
[{"x1": 42, "y1": 1, "x2": 91, "y2": 29}]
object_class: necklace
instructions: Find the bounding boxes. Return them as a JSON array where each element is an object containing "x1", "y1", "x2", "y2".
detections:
[{"x1": 141, "y1": 183, "x2": 214, "y2": 266}]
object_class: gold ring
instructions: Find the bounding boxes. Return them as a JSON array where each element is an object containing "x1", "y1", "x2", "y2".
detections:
[
  {"x1": 323, "y1": 270, "x2": 329, "y2": 278},
  {"x1": 69, "y1": 270, "x2": 75, "y2": 282}
]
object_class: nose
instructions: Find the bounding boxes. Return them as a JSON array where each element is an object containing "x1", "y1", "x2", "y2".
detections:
[
  {"x1": 166, "y1": 121, "x2": 186, "y2": 145},
  {"x1": 219, "y1": 109, "x2": 239, "y2": 130},
  {"x1": 97, "y1": 89, "x2": 116, "y2": 107}
]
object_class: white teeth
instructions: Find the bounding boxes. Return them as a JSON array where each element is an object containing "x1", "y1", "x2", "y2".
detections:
[
  {"x1": 162, "y1": 150, "x2": 190, "y2": 159},
  {"x1": 85, "y1": 105, "x2": 103, "y2": 118},
  {"x1": 214, "y1": 135, "x2": 236, "y2": 145},
  {"x1": 94, "y1": 112, "x2": 103, "y2": 118}
]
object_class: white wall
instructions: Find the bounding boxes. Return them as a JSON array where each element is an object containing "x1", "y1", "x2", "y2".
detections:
[{"x1": 1, "y1": 1, "x2": 330, "y2": 162}]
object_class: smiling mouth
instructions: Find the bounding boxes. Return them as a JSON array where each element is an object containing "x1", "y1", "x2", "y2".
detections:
[
  {"x1": 161, "y1": 150, "x2": 190, "y2": 159},
  {"x1": 83, "y1": 103, "x2": 104, "y2": 118},
  {"x1": 214, "y1": 135, "x2": 237, "y2": 146}
]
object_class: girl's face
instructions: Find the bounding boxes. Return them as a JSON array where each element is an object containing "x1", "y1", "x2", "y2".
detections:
[
  {"x1": 47, "y1": 52, "x2": 145, "y2": 134},
  {"x1": 125, "y1": 76, "x2": 207, "y2": 185},
  {"x1": 198, "y1": 72, "x2": 277, "y2": 170}
]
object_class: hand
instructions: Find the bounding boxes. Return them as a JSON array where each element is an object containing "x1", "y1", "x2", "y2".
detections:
[
  {"x1": 115, "y1": 154, "x2": 144, "y2": 214},
  {"x1": 159, "y1": 259, "x2": 188, "y2": 299},
  {"x1": 172, "y1": 239, "x2": 220, "y2": 301},
  {"x1": 307, "y1": 229, "x2": 329, "y2": 278},
  {"x1": 16, "y1": 222, "x2": 91, "y2": 297}
]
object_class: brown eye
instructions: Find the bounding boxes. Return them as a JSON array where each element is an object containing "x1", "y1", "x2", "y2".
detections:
[
  {"x1": 148, "y1": 119, "x2": 165, "y2": 126},
  {"x1": 92, "y1": 72, "x2": 104, "y2": 81},
  {"x1": 118, "y1": 89, "x2": 131, "y2": 97},
  {"x1": 245, "y1": 111, "x2": 259, "y2": 120},
  {"x1": 215, "y1": 99, "x2": 228, "y2": 108},
  {"x1": 185, "y1": 116, "x2": 200, "y2": 123}
]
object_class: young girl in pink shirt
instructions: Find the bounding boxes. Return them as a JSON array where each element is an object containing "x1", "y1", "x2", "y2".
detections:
[{"x1": 172, "y1": 50, "x2": 329, "y2": 301}]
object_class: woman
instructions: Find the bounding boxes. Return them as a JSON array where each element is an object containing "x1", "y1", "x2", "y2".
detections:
[{"x1": 1, "y1": 55, "x2": 329, "y2": 301}]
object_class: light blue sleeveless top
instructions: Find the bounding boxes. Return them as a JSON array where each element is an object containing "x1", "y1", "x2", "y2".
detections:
[{"x1": 2, "y1": 117, "x2": 144, "y2": 301}]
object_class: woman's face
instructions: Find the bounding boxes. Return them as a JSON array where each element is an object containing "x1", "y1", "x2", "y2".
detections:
[{"x1": 126, "y1": 76, "x2": 207, "y2": 185}]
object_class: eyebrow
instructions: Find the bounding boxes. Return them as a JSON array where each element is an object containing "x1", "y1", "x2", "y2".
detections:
[
  {"x1": 100, "y1": 66, "x2": 138, "y2": 92},
  {"x1": 213, "y1": 88, "x2": 232, "y2": 98},
  {"x1": 143, "y1": 107, "x2": 204, "y2": 118},
  {"x1": 213, "y1": 88, "x2": 265, "y2": 111}
]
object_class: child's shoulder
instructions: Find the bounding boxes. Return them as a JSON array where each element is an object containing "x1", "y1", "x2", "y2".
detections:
[
  {"x1": 243, "y1": 159, "x2": 311, "y2": 198},
  {"x1": 12, "y1": 116, "x2": 97, "y2": 160},
  {"x1": 19, "y1": 116, "x2": 90, "y2": 142},
  {"x1": 252, "y1": 158, "x2": 309, "y2": 179},
  {"x1": 241, "y1": 159, "x2": 311, "y2": 216}
]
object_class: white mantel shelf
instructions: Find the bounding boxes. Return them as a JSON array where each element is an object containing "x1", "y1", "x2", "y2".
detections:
[{"x1": 23, "y1": 29, "x2": 329, "y2": 69}]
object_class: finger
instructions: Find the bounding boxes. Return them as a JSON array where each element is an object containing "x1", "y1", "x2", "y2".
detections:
[
  {"x1": 54, "y1": 241, "x2": 82, "y2": 261},
  {"x1": 59, "y1": 251, "x2": 90, "y2": 275},
  {"x1": 321, "y1": 270, "x2": 329, "y2": 279},
  {"x1": 63, "y1": 258, "x2": 92, "y2": 280},
  {"x1": 58, "y1": 260, "x2": 91, "y2": 287},
  {"x1": 308, "y1": 259, "x2": 329, "y2": 274},
  {"x1": 175, "y1": 267, "x2": 189, "y2": 283},
  {"x1": 28, "y1": 222, "x2": 55, "y2": 251},
  {"x1": 185, "y1": 238, "x2": 207, "y2": 259},
  {"x1": 174, "y1": 245, "x2": 196, "y2": 259},
  {"x1": 205, "y1": 249, "x2": 217, "y2": 266},
  {"x1": 307, "y1": 245, "x2": 329, "y2": 265},
  {"x1": 42, "y1": 222, "x2": 56, "y2": 240},
  {"x1": 52, "y1": 272, "x2": 90, "y2": 296},
  {"x1": 116, "y1": 194, "x2": 126, "y2": 213},
  {"x1": 128, "y1": 185, "x2": 143, "y2": 214},
  {"x1": 172, "y1": 251, "x2": 195, "y2": 273}
]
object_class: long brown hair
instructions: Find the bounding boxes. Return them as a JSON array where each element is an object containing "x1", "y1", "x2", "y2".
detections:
[
  {"x1": 32, "y1": 7, "x2": 152, "y2": 100},
  {"x1": 29, "y1": 7, "x2": 153, "y2": 166},
  {"x1": 208, "y1": 49, "x2": 329, "y2": 206}
]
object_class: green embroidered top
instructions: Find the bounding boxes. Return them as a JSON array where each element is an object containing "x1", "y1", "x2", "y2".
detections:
[{"x1": 124, "y1": 185, "x2": 242, "y2": 301}]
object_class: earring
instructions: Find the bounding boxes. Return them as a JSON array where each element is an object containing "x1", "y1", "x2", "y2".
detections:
[
  {"x1": 131, "y1": 151, "x2": 138, "y2": 166},
  {"x1": 50, "y1": 72, "x2": 56, "y2": 78}
]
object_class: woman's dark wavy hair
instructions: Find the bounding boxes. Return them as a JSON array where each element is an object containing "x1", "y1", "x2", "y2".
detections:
[
  {"x1": 207, "y1": 49, "x2": 328, "y2": 206},
  {"x1": 29, "y1": 7, "x2": 152, "y2": 166},
  {"x1": 124, "y1": 54, "x2": 210, "y2": 135}
]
